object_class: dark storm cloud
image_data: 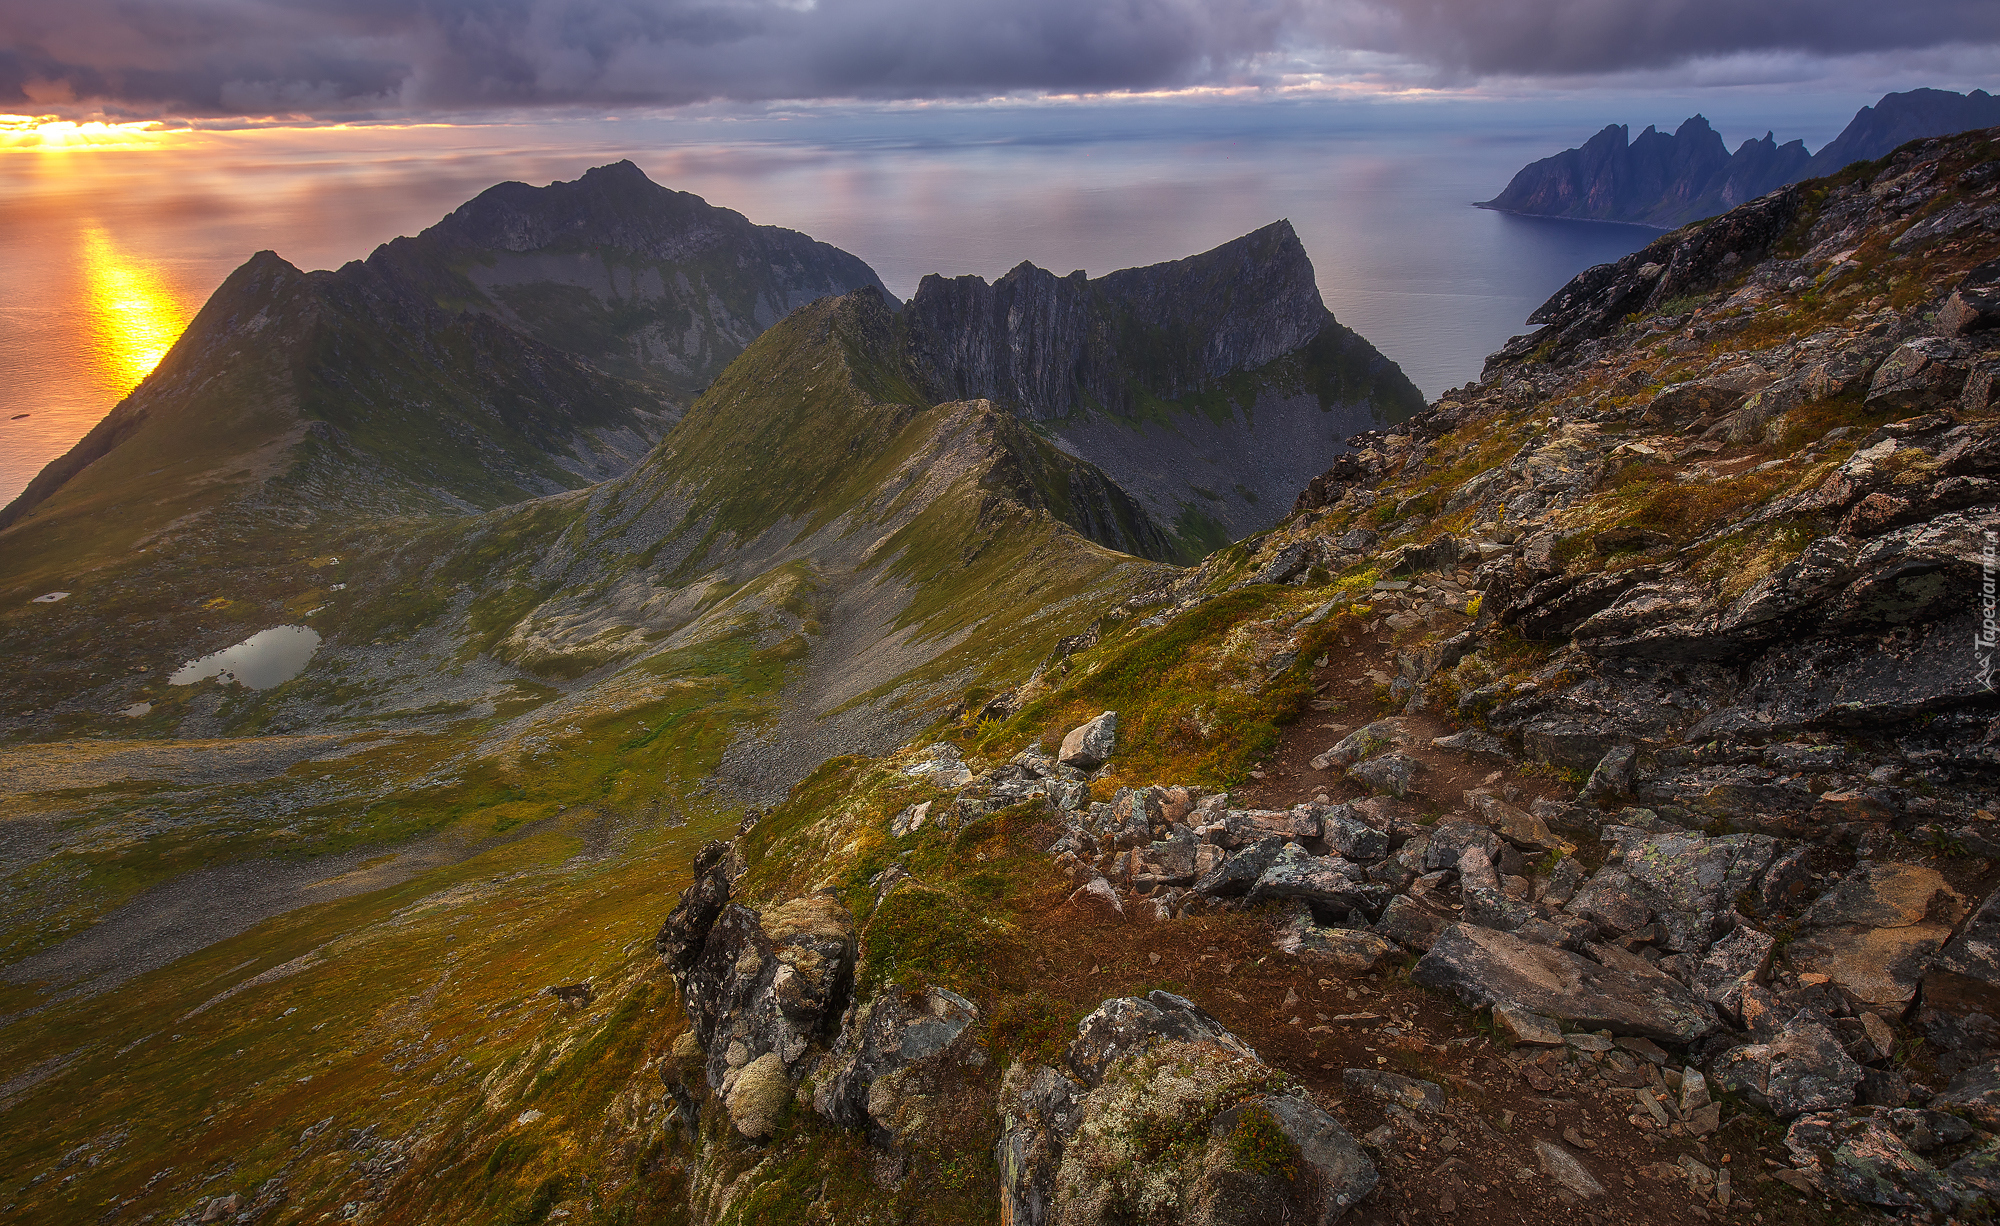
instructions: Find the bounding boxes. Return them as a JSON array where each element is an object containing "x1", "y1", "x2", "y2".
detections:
[
  {"x1": 1, "y1": 0, "x2": 1996, "y2": 118},
  {"x1": 1328, "y1": 0, "x2": 2000, "y2": 78}
]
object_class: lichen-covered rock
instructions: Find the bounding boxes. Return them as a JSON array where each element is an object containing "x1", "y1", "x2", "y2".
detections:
[
  {"x1": 1693, "y1": 924, "x2": 1775, "y2": 1022},
  {"x1": 1374, "y1": 893, "x2": 1453, "y2": 952},
  {"x1": 1242, "y1": 844, "x2": 1385, "y2": 918},
  {"x1": 1790, "y1": 863, "x2": 1962, "y2": 1012},
  {"x1": 1467, "y1": 791, "x2": 1564, "y2": 854},
  {"x1": 1457, "y1": 846, "x2": 1534, "y2": 932},
  {"x1": 655, "y1": 839, "x2": 736, "y2": 972},
  {"x1": 1783, "y1": 1107, "x2": 1977, "y2": 1212},
  {"x1": 998, "y1": 992, "x2": 1376, "y2": 1226},
  {"x1": 1272, "y1": 905, "x2": 1397, "y2": 973},
  {"x1": 1710, "y1": 1017, "x2": 1863, "y2": 1119},
  {"x1": 1191, "y1": 836, "x2": 1287, "y2": 898},
  {"x1": 814, "y1": 984, "x2": 981, "y2": 1140},
  {"x1": 1607, "y1": 829, "x2": 1782, "y2": 957},
  {"x1": 1310, "y1": 720, "x2": 1404, "y2": 772},
  {"x1": 670, "y1": 890, "x2": 858, "y2": 1138},
  {"x1": 1413, "y1": 922, "x2": 1718, "y2": 1044},
  {"x1": 1346, "y1": 751, "x2": 1423, "y2": 798}
]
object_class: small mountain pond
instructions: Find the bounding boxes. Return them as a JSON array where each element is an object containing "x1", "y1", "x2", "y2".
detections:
[{"x1": 170, "y1": 626, "x2": 322, "y2": 690}]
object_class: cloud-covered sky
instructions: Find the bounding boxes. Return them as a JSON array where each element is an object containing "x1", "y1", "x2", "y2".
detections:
[{"x1": 4, "y1": 0, "x2": 1998, "y2": 119}]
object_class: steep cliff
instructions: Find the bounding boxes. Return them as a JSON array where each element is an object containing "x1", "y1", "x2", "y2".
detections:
[
  {"x1": 907, "y1": 222, "x2": 1423, "y2": 557},
  {"x1": 1484, "y1": 88, "x2": 2000, "y2": 230}
]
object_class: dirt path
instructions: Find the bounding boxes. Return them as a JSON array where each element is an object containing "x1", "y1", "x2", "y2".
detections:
[{"x1": 1043, "y1": 618, "x2": 1815, "y2": 1226}]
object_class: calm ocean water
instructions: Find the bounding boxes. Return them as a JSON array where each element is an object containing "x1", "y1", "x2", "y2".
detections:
[{"x1": 0, "y1": 95, "x2": 1873, "y2": 506}]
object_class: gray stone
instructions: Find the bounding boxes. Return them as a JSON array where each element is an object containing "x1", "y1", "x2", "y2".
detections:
[
  {"x1": 655, "y1": 839, "x2": 735, "y2": 972},
  {"x1": 1582, "y1": 745, "x2": 1637, "y2": 802},
  {"x1": 1431, "y1": 729, "x2": 1513, "y2": 759},
  {"x1": 1458, "y1": 846, "x2": 1535, "y2": 932},
  {"x1": 1783, "y1": 1107, "x2": 1976, "y2": 1212},
  {"x1": 1535, "y1": 855, "x2": 1586, "y2": 907},
  {"x1": 1793, "y1": 863, "x2": 1961, "y2": 1012},
  {"x1": 1274, "y1": 907, "x2": 1399, "y2": 973},
  {"x1": 1918, "y1": 879, "x2": 2000, "y2": 1055},
  {"x1": 1342, "y1": 1068, "x2": 1446, "y2": 1113},
  {"x1": 1934, "y1": 1058, "x2": 2000, "y2": 1130},
  {"x1": 1569, "y1": 870, "x2": 1652, "y2": 934},
  {"x1": 1413, "y1": 923, "x2": 1718, "y2": 1044},
  {"x1": 997, "y1": 1061, "x2": 1086, "y2": 1226},
  {"x1": 1347, "y1": 752, "x2": 1424, "y2": 799},
  {"x1": 1710, "y1": 1019, "x2": 1863, "y2": 1119},
  {"x1": 1495, "y1": 1005, "x2": 1564, "y2": 1046},
  {"x1": 1192, "y1": 837, "x2": 1287, "y2": 899},
  {"x1": 1015, "y1": 992, "x2": 1377, "y2": 1226},
  {"x1": 1693, "y1": 924, "x2": 1776, "y2": 1022},
  {"x1": 1468, "y1": 791, "x2": 1564, "y2": 853},
  {"x1": 1244, "y1": 844, "x2": 1384, "y2": 917},
  {"x1": 1060, "y1": 711, "x2": 1118, "y2": 771},
  {"x1": 814, "y1": 985, "x2": 980, "y2": 1137},
  {"x1": 1533, "y1": 1139, "x2": 1608, "y2": 1199},
  {"x1": 1374, "y1": 894, "x2": 1452, "y2": 952},
  {"x1": 1611, "y1": 830, "x2": 1782, "y2": 957},
  {"x1": 1204, "y1": 807, "x2": 1320, "y2": 849},
  {"x1": 1320, "y1": 807, "x2": 1390, "y2": 861},
  {"x1": 670, "y1": 891, "x2": 859, "y2": 1138},
  {"x1": 1066, "y1": 990, "x2": 1255, "y2": 1087},
  {"x1": 1310, "y1": 720, "x2": 1405, "y2": 772},
  {"x1": 1423, "y1": 819, "x2": 1502, "y2": 872}
]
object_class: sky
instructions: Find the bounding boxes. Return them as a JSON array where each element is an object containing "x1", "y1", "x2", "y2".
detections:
[{"x1": 3, "y1": 0, "x2": 1998, "y2": 124}]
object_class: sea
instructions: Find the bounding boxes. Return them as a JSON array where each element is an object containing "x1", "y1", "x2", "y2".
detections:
[{"x1": 0, "y1": 91, "x2": 1879, "y2": 507}]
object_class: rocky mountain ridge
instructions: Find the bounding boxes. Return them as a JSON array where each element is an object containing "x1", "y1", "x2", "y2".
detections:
[
  {"x1": 1484, "y1": 88, "x2": 2000, "y2": 230},
  {"x1": 555, "y1": 123, "x2": 2000, "y2": 1225}
]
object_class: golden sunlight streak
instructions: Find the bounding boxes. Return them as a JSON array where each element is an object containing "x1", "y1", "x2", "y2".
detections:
[
  {"x1": 0, "y1": 114, "x2": 188, "y2": 150},
  {"x1": 81, "y1": 227, "x2": 193, "y2": 397}
]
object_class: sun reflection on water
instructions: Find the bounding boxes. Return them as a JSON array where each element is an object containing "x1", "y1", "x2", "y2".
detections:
[{"x1": 81, "y1": 226, "x2": 191, "y2": 397}]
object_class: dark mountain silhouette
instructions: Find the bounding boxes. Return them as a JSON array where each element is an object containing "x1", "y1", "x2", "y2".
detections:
[{"x1": 1483, "y1": 88, "x2": 2000, "y2": 229}]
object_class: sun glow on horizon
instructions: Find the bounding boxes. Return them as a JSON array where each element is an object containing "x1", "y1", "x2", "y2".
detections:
[
  {"x1": 0, "y1": 114, "x2": 192, "y2": 150},
  {"x1": 82, "y1": 227, "x2": 192, "y2": 397}
]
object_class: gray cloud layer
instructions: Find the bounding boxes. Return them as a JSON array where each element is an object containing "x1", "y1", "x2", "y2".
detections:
[{"x1": 3, "y1": 0, "x2": 1997, "y2": 117}]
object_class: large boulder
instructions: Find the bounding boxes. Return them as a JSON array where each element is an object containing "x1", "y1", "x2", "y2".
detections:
[
  {"x1": 1710, "y1": 1017, "x2": 1864, "y2": 1119},
  {"x1": 995, "y1": 991, "x2": 1377, "y2": 1226},
  {"x1": 813, "y1": 984, "x2": 981, "y2": 1141},
  {"x1": 1783, "y1": 1107, "x2": 1980, "y2": 1213},
  {"x1": 1413, "y1": 923, "x2": 1718, "y2": 1044},
  {"x1": 1789, "y1": 863, "x2": 1962, "y2": 1013},
  {"x1": 1060, "y1": 712, "x2": 1118, "y2": 771},
  {"x1": 1608, "y1": 829, "x2": 1782, "y2": 957},
  {"x1": 671, "y1": 891, "x2": 858, "y2": 1138}
]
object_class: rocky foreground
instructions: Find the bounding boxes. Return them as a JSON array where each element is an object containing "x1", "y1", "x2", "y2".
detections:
[{"x1": 615, "y1": 127, "x2": 2000, "y2": 1225}]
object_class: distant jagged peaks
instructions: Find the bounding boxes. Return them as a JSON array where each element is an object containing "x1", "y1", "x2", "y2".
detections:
[{"x1": 1482, "y1": 88, "x2": 2000, "y2": 231}]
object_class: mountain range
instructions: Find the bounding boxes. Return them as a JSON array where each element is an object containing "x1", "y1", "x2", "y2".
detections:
[
  {"x1": 6, "y1": 120, "x2": 2000, "y2": 1226},
  {"x1": 1482, "y1": 87, "x2": 2000, "y2": 229}
]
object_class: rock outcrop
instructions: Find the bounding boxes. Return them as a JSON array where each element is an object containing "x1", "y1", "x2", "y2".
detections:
[{"x1": 997, "y1": 991, "x2": 1376, "y2": 1226}]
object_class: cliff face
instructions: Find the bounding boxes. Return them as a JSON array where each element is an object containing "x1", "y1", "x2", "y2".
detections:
[
  {"x1": 1484, "y1": 89, "x2": 2000, "y2": 230},
  {"x1": 905, "y1": 220, "x2": 1325, "y2": 420},
  {"x1": 906, "y1": 221, "x2": 1423, "y2": 556}
]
